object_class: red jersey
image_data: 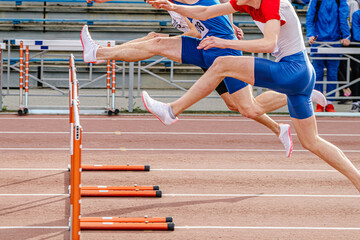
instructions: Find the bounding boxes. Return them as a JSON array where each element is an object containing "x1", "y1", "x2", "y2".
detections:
[
  {"x1": 229, "y1": 0, "x2": 286, "y2": 25},
  {"x1": 229, "y1": 0, "x2": 305, "y2": 61}
]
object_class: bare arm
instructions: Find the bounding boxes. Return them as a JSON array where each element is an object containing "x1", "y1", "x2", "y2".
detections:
[
  {"x1": 199, "y1": 19, "x2": 280, "y2": 53},
  {"x1": 182, "y1": 18, "x2": 201, "y2": 38},
  {"x1": 148, "y1": 0, "x2": 236, "y2": 21}
]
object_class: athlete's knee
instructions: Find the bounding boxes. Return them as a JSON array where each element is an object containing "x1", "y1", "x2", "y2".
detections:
[
  {"x1": 236, "y1": 103, "x2": 261, "y2": 119},
  {"x1": 298, "y1": 135, "x2": 320, "y2": 151},
  {"x1": 212, "y1": 56, "x2": 233, "y2": 74},
  {"x1": 146, "y1": 32, "x2": 158, "y2": 39},
  {"x1": 147, "y1": 37, "x2": 168, "y2": 53},
  {"x1": 226, "y1": 103, "x2": 238, "y2": 112}
]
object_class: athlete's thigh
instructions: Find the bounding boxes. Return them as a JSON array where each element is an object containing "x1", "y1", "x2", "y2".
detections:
[
  {"x1": 147, "y1": 36, "x2": 183, "y2": 63},
  {"x1": 212, "y1": 55, "x2": 255, "y2": 86}
]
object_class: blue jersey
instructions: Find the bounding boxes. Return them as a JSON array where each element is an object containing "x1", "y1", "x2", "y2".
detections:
[
  {"x1": 172, "y1": 0, "x2": 237, "y2": 40},
  {"x1": 306, "y1": 0, "x2": 351, "y2": 41},
  {"x1": 352, "y1": 10, "x2": 360, "y2": 42}
]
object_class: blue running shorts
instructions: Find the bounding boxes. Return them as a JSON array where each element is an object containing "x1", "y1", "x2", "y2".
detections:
[
  {"x1": 181, "y1": 36, "x2": 248, "y2": 94},
  {"x1": 254, "y1": 50, "x2": 316, "y2": 119}
]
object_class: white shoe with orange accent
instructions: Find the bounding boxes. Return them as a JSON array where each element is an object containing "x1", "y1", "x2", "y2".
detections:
[
  {"x1": 279, "y1": 124, "x2": 293, "y2": 157},
  {"x1": 142, "y1": 91, "x2": 178, "y2": 126},
  {"x1": 311, "y1": 89, "x2": 327, "y2": 107},
  {"x1": 80, "y1": 25, "x2": 105, "y2": 64}
]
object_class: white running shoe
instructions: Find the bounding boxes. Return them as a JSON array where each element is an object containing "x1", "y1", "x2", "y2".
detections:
[
  {"x1": 311, "y1": 89, "x2": 327, "y2": 107},
  {"x1": 142, "y1": 91, "x2": 178, "y2": 126},
  {"x1": 279, "y1": 124, "x2": 293, "y2": 158},
  {"x1": 80, "y1": 25, "x2": 103, "y2": 64}
]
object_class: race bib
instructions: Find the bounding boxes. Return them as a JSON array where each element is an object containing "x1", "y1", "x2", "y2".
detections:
[
  {"x1": 191, "y1": 19, "x2": 209, "y2": 39},
  {"x1": 168, "y1": 11, "x2": 190, "y2": 33}
]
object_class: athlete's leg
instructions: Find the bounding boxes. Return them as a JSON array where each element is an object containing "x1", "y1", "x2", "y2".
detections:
[
  {"x1": 97, "y1": 36, "x2": 182, "y2": 62},
  {"x1": 171, "y1": 55, "x2": 255, "y2": 115},
  {"x1": 81, "y1": 25, "x2": 182, "y2": 63},
  {"x1": 291, "y1": 115, "x2": 360, "y2": 192},
  {"x1": 216, "y1": 74, "x2": 282, "y2": 136},
  {"x1": 218, "y1": 92, "x2": 238, "y2": 112},
  {"x1": 122, "y1": 32, "x2": 170, "y2": 46}
]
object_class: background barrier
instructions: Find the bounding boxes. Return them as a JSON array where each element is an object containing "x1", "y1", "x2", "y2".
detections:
[
  {"x1": 0, "y1": 43, "x2": 5, "y2": 111},
  {"x1": 2, "y1": 39, "x2": 360, "y2": 115}
]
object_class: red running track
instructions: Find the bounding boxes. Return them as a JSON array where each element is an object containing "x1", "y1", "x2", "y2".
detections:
[{"x1": 0, "y1": 115, "x2": 359, "y2": 240}]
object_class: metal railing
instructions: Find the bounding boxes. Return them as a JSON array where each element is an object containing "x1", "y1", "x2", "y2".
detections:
[{"x1": 307, "y1": 41, "x2": 360, "y2": 101}]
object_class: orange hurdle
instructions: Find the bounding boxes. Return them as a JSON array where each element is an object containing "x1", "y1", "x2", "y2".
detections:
[
  {"x1": 80, "y1": 222, "x2": 175, "y2": 231},
  {"x1": 80, "y1": 216, "x2": 172, "y2": 223},
  {"x1": 81, "y1": 190, "x2": 162, "y2": 197},
  {"x1": 81, "y1": 164, "x2": 150, "y2": 171},
  {"x1": 82, "y1": 185, "x2": 159, "y2": 191},
  {"x1": 18, "y1": 42, "x2": 29, "y2": 115},
  {"x1": 69, "y1": 55, "x2": 173, "y2": 238},
  {"x1": 69, "y1": 55, "x2": 82, "y2": 240}
]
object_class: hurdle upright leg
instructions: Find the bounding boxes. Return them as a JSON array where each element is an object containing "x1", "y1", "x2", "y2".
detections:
[
  {"x1": 111, "y1": 60, "x2": 119, "y2": 114},
  {"x1": 18, "y1": 41, "x2": 24, "y2": 115},
  {"x1": 106, "y1": 42, "x2": 112, "y2": 115},
  {"x1": 24, "y1": 45, "x2": 29, "y2": 114}
]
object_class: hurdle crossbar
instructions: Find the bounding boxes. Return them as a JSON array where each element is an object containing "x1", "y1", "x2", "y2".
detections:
[
  {"x1": 81, "y1": 164, "x2": 150, "y2": 171},
  {"x1": 81, "y1": 190, "x2": 162, "y2": 197},
  {"x1": 80, "y1": 217, "x2": 173, "y2": 223},
  {"x1": 82, "y1": 185, "x2": 159, "y2": 191},
  {"x1": 80, "y1": 222, "x2": 175, "y2": 231}
]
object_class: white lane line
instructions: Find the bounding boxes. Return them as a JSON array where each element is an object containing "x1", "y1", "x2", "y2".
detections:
[
  {"x1": 1, "y1": 226, "x2": 359, "y2": 230},
  {"x1": 0, "y1": 168, "x2": 339, "y2": 172},
  {"x1": 0, "y1": 117, "x2": 358, "y2": 123},
  {"x1": 0, "y1": 132, "x2": 69, "y2": 134},
  {"x1": 0, "y1": 194, "x2": 68, "y2": 196},
  {"x1": 151, "y1": 169, "x2": 338, "y2": 172},
  {"x1": 163, "y1": 194, "x2": 360, "y2": 198},
  {"x1": 176, "y1": 226, "x2": 360, "y2": 230},
  {"x1": 0, "y1": 148, "x2": 359, "y2": 153},
  {"x1": 0, "y1": 148, "x2": 68, "y2": 151},
  {"x1": 0, "y1": 226, "x2": 68, "y2": 229},
  {"x1": 0, "y1": 168, "x2": 68, "y2": 171},
  {"x1": 0, "y1": 193, "x2": 358, "y2": 198},
  {"x1": 0, "y1": 131, "x2": 359, "y2": 137}
]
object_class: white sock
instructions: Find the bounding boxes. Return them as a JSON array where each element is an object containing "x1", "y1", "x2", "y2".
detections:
[{"x1": 168, "y1": 105, "x2": 176, "y2": 119}]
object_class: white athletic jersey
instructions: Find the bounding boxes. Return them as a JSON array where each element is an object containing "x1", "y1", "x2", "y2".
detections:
[
  {"x1": 168, "y1": 10, "x2": 191, "y2": 33},
  {"x1": 230, "y1": 0, "x2": 305, "y2": 61}
]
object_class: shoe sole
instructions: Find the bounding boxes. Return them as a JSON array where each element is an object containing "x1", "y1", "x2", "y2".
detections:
[
  {"x1": 141, "y1": 92, "x2": 178, "y2": 126},
  {"x1": 80, "y1": 25, "x2": 98, "y2": 64},
  {"x1": 313, "y1": 89, "x2": 327, "y2": 107},
  {"x1": 287, "y1": 126, "x2": 293, "y2": 158}
]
